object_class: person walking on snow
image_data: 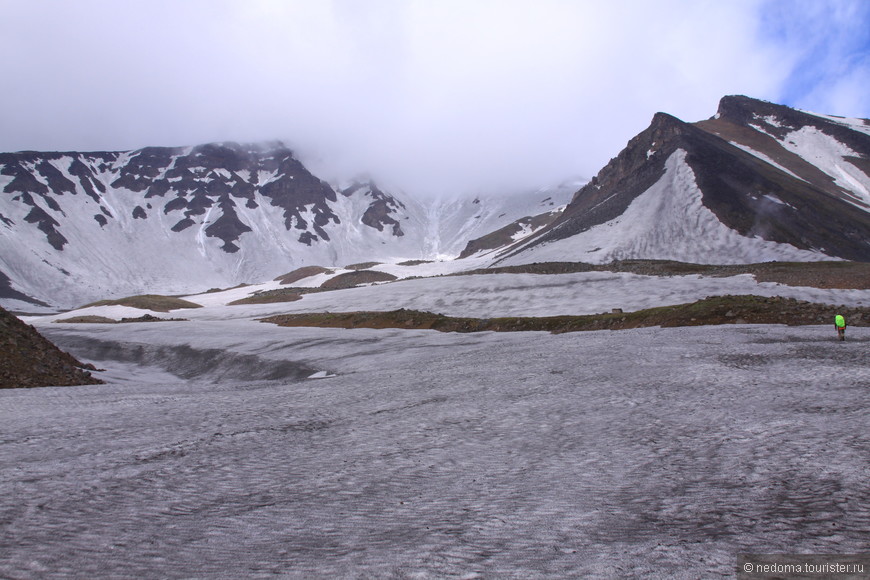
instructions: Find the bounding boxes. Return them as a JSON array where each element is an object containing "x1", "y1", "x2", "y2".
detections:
[{"x1": 835, "y1": 314, "x2": 846, "y2": 341}]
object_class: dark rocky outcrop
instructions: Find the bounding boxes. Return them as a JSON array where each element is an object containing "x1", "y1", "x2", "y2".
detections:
[
  {"x1": 0, "y1": 306, "x2": 102, "y2": 388},
  {"x1": 23, "y1": 204, "x2": 68, "y2": 250},
  {"x1": 350, "y1": 182, "x2": 406, "y2": 236},
  {"x1": 0, "y1": 270, "x2": 48, "y2": 308},
  {"x1": 204, "y1": 195, "x2": 252, "y2": 253}
]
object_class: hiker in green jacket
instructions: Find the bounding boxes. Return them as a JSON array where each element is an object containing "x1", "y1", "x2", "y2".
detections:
[{"x1": 835, "y1": 314, "x2": 846, "y2": 341}]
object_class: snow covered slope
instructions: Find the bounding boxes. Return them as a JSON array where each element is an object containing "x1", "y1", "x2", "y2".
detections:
[
  {"x1": 419, "y1": 182, "x2": 579, "y2": 259},
  {"x1": 479, "y1": 96, "x2": 870, "y2": 266},
  {"x1": 0, "y1": 143, "x2": 572, "y2": 311},
  {"x1": 0, "y1": 143, "x2": 415, "y2": 309},
  {"x1": 10, "y1": 269, "x2": 870, "y2": 576}
]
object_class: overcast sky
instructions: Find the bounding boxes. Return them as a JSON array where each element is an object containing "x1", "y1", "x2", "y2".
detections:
[{"x1": 2, "y1": 0, "x2": 869, "y2": 194}]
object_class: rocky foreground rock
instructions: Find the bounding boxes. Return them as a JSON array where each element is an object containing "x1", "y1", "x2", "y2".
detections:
[{"x1": 0, "y1": 306, "x2": 102, "y2": 388}]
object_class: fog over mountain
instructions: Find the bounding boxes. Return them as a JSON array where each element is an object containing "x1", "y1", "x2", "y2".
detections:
[{"x1": 2, "y1": 0, "x2": 869, "y2": 194}]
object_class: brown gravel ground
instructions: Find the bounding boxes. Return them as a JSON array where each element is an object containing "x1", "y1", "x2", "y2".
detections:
[{"x1": 260, "y1": 295, "x2": 870, "y2": 334}]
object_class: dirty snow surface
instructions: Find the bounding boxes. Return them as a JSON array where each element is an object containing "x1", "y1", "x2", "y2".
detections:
[{"x1": 2, "y1": 317, "x2": 870, "y2": 578}]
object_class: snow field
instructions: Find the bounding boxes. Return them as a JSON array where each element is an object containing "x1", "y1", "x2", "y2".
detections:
[
  {"x1": 33, "y1": 267, "x2": 870, "y2": 327},
  {"x1": 2, "y1": 323, "x2": 869, "y2": 578}
]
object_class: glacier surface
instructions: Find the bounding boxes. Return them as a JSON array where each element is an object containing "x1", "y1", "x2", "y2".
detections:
[
  {"x1": 1, "y1": 319, "x2": 868, "y2": 578},
  {"x1": 3, "y1": 269, "x2": 870, "y2": 578}
]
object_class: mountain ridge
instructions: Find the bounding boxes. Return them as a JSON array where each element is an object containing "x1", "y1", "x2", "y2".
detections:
[
  {"x1": 2, "y1": 95, "x2": 868, "y2": 312},
  {"x1": 0, "y1": 141, "x2": 573, "y2": 310},
  {"x1": 475, "y1": 95, "x2": 870, "y2": 266}
]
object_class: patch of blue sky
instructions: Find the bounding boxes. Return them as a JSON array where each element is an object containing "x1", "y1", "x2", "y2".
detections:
[{"x1": 759, "y1": 0, "x2": 870, "y2": 118}]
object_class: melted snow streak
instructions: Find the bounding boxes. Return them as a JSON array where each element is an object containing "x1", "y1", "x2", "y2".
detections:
[
  {"x1": 1, "y1": 324, "x2": 869, "y2": 578},
  {"x1": 501, "y1": 150, "x2": 830, "y2": 266}
]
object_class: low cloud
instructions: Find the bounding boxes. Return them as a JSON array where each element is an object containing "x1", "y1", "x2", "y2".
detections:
[{"x1": 1, "y1": 0, "x2": 866, "y2": 194}]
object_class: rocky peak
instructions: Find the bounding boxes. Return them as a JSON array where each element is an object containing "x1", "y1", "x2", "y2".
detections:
[
  {"x1": 547, "y1": 111, "x2": 694, "y2": 235},
  {"x1": 592, "y1": 112, "x2": 688, "y2": 181},
  {"x1": 494, "y1": 96, "x2": 870, "y2": 264}
]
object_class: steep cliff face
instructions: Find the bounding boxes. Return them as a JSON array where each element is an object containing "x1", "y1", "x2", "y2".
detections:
[
  {"x1": 541, "y1": 112, "x2": 688, "y2": 240},
  {"x1": 489, "y1": 96, "x2": 870, "y2": 265},
  {"x1": 0, "y1": 306, "x2": 101, "y2": 388}
]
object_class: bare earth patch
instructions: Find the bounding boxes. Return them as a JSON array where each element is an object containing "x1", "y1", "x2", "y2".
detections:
[
  {"x1": 229, "y1": 290, "x2": 303, "y2": 306},
  {"x1": 320, "y1": 270, "x2": 398, "y2": 290},
  {"x1": 344, "y1": 261, "x2": 382, "y2": 270},
  {"x1": 82, "y1": 294, "x2": 203, "y2": 312},
  {"x1": 54, "y1": 314, "x2": 189, "y2": 324},
  {"x1": 260, "y1": 295, "x2": 870, "y2": 333},
  {"x1": 53, "y1": 315, "x2": 118, "y2": 324},
  {"x1": 274, "y1": 266, "x2": 334, "y2": 285}
]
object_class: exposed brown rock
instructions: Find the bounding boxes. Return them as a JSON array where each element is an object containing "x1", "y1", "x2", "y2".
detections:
[
  {"x1": 344, "y1": 262, "x2": 382, "y2": 271},
  {"x1": 229, "y1": 290, "x2": 303, "y2": 305},
  {"x1": 275, "y1": 265, "x2": 334, "y2": 285},
  {"x1": 81, "y1": 294, "x2": 203, "y2": 312},
  {"x1": 320, "y1": 270, "x2": 397, "y2": 290},
  {"x1": 0, "y1": 306, "x2": 102, "y2": 388}
]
